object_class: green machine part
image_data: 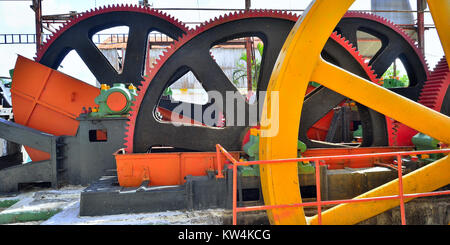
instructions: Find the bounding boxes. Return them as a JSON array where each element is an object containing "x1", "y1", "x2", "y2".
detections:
[
  {"x1": 411, "y1": 132, "x2": 444, "y2": 165},
  {"x1": 241, "y1": 128, "x2": 313, "y2": 176},
  {"x1": 90, "y1": 83, "x2": 138, "y2": 118},
  {"x1": 240, "y1": 128, "x2": 261, "y2": 176}
]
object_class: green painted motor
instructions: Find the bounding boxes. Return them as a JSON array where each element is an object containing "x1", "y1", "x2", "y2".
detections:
[
  {"x1": 240, "y1": 128, "x2": 261, "y2": 176},
  {"x1": 241, "y1": 127, "x2": 313, "y2": 176},
  {"x1": 411, "y1": 132, "x2": 444, "y2": 165},
  {"x1": 297, "y1": 140, "x2": 315, "y2": 174},
  {"x1": 90, "y1": 83, "x2": 137, "y2": 118},
  {"x1": 412, "y1": 132, "x2": 439, "y2": 150}
]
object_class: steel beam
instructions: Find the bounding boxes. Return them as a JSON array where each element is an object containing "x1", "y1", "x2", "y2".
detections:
[{"x1": 0, "y1": 117, "x2": 52, "y2": 153}]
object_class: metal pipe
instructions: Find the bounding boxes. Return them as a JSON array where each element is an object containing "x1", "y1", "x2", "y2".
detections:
[
  {"x1": 235, "y1": 190, "x2": 450, "y2": 212},
  {"x1": 32, "y1": 0, "x2": 42, "y2": 52},
  {"x1": 215, "y1": 144, "x2": 224, "y2": 178},
  {"x1": 230, "y1": 148, "x2": 450, "y2": 167},
  {"x1": 152, "y1": 8, "x2": 430, "y2": 13},
  {"x1": 397, "y1": 154, "x2": 406, "y2": 225},
  {"x1": 245, "y1": 0, "x2": 252, "y2": 92},
  {"x1": 417, "y1": 0, "x2": 426, "y2": 55},
  {"x1": 233, "y1": 163, "x2": 238, "y2": 225},
  {"x1": 314, "y1": 160, "x2": 322, "y2": 225}
]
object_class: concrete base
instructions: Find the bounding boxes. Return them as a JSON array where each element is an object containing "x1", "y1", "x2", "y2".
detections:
[
  {"x1": 79, "y1": 170, "x2": 234, "y2": 216},
  {"x1": 357, "y1": 186, "x2": 450, "y2": 225},
  {"x1": 80, "y1": 166, "x2": 400, "y2": 217}
]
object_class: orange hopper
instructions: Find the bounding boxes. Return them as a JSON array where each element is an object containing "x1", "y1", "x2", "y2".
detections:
[{"x1": 10, "y1": 56, "x2": 100, "y2": 161}]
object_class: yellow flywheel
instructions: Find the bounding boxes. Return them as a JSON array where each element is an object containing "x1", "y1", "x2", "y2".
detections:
[{"x1": 259, "y1": 0, "x2": 450, "y2": 225}]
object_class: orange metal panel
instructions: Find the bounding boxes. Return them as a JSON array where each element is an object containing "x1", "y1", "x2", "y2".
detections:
[
  {"x1": 11, "y1": 56, "x2": 99, "y2": 161},
  {"x1": 115, "y1": 150, "x2": 240, "y2": 187}
]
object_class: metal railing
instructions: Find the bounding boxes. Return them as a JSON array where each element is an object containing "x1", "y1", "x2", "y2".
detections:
[
  {"x1": 215, "y1": 144, "x2": 450, "y2": 225},
  {"x1": 0, "y1": 33, "x2": 174, "y2": 45}
]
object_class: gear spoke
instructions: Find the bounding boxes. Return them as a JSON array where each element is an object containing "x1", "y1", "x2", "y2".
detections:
[
  {"x1": 121, "y1": 23, "x2": 151, "y2": 81},
  {"x1": 369, "y1": 42, "x2": 402, "y2": 75},
  {"x1": 189, "y1": 52, "x2": 251, "y2": 124},
  {"x1": 190, "y1": 52, "x2": 239, "y2": 95},
  {"x1": 74, "y1": 38, "x2": 118, "y2": 83},
  {"x1": 336, "y1": 23, "x2": 359, "y2": 45}
]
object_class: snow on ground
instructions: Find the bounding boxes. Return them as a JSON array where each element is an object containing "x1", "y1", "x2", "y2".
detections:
[{"x1": 1, "y1": 186, "x2": 229, "y2": 225}]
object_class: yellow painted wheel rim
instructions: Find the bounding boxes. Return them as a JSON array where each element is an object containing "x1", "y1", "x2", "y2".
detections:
[{"x1": 259, "y1": 0, "x2": 450, "y2": 225}]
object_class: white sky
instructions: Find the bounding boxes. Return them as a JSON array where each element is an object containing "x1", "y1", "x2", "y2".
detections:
[{"x1": 0, "y1": 0, "x2": 445, "y2": 82}]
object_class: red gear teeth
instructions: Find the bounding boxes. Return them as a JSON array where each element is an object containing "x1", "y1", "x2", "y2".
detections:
[
  {"x1": 330, "y1": 31, "x2": 381, "y2": 85},
  {"x1": 34, "y1": 4, "x2": 189, "y2": 62},
  {"x1": 124, "y1": 10, "x2": 384, "y2": 153},
  {"x1": 418, "y1": 56, "x2": 449, "y2": 112},
  {"x1": 344, "y1": 11, "x2": 430, "y2": 77}
]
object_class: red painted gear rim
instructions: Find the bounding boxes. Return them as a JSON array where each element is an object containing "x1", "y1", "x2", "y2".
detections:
[
  {"x1": 124, "y1": 10, "x2": 384, "y2": 153},
  {"x1": 418, "y1": 56, "x2": 449, "y2": 111},
  {"x1": 34, "y1": 4, "x2": 189, "y2": 62}
]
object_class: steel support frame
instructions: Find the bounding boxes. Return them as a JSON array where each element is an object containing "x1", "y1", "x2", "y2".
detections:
[
  {"x1": 0, "y1": 118, "x2": 59, "y2": 193},
  {"x1": 417, "y1": 0, "x2": 426, "y2": 55},
  {"x1": 0, "y1": 116, "x2": 127, "y2": 193},
  {"x1": 32, "y1": 0, "x2": 43, "y2": 52}
]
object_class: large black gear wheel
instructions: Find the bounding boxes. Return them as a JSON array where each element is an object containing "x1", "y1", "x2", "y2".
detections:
[
  {"x1": 126, "y1": 11, "x2": 421, "y2": 153},
  {"x1": 35, "y1": 5, "x2": 188, "y2": 86}
]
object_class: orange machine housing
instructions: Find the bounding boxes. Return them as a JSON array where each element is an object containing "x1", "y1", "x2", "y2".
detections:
[
  {"x1": 115, "y1": 149, "x2": 241, "y2": 187},
  {"x1": 11, "y1": 56, "x2": 99, "y2": 161},
  {"x1": 302, "y1": 146, "x2": 413, "y2": 169}
]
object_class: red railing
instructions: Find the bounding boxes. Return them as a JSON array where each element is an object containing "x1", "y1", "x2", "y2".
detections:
[{"x1": 215, "y1": 144, "x2": 450, "y2": 225}]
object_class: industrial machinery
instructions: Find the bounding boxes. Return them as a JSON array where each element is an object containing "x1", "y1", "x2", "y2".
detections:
[
  {"x1": 256, "y1": 0, "x2": 449, "y2": 225},
  {"x1": 0, "y1": 2, "x2": 448, "y2": 224},
  {"x1": 0, "y1": 6, "x2": 189, "y2": 192}
]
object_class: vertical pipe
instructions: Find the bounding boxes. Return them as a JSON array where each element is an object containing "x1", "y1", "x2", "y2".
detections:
[
  {"x1": 315, "y1": 160, "x2": 322, "y2": 225},
  {"x1": 233, "y1": 163, "x2": 238, "y2": 225},
  {"x1": 396, "y1": 154, "x2": 406, "y2": 225},
  {"x1": 417, "y1": 0, "x2": 425, "y2": 55},
  {"x1": 393, "y1": 59, "x2": 397, "y2": 78},
  {"x1": 245, "y1": 0, "x2": 252, "y2": 93},
  {"x1": 216, "y1": 145, "x2": 224, "y2": 178},
  {"x1": 245, "y1": 39, "x2": 253, "y2": 92},
  {"x1": 33, "y1": 0, "x2": 43, "y2": 52}
]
